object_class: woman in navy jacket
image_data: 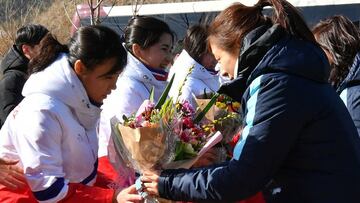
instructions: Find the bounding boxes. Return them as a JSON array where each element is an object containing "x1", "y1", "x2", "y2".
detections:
[
  {"x1": 313, "y1": 15, "x2": 360, "y2": 136},
  {"x1": 141, "y1": 0, "x2": 360, "y2": 202}
]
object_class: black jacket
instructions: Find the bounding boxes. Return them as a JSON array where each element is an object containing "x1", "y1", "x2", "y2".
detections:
[
  {"x1": 0, "y1": 45, "x2": 29, "y2": 128},
  {"x1": 157, "y1": 24, "x2": 360, "y2": 203}
]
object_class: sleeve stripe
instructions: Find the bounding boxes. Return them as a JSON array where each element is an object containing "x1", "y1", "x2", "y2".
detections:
[
  {"x1": 33, "y1": 177, "x2": 65, "y2": 201},
  {"x1": 81, "y1": 159, "x2": 98, "y2": 185},
  {"x1": 340, "y1": 88, "x2": 348, "y2": 107},
  {"x1": 233, "y1": 75, "x2": 262, "y2": 160}
]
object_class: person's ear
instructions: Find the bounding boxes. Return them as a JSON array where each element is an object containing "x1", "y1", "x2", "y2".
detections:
[
  {"x1": 131, "y1": 43, "x2": 144, "y2": 59},
  {"x1": 74, "y1": 60, "x2": 87, "y2": 76},
  {"x1": 21, "y1": 44, "x2": 32, "y2": 60}
]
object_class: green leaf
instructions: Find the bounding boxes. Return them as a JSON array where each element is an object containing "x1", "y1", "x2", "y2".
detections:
[
  {"x1": 122, "y1": 115, "x2": 129, "y2": 123},
  {"x1": 155, "y1": 73, "x2": 175, "y2": 109},
  {"x1": 159, "y1": 97, "x2": 170, "y2": 117},
  {"x1": 176, "y1": 65, "x2": 195, "y2": 104},
  {"x1": 194, "y1": 93, "x2": 219, "y2": 123},
  {"x1": 149, "y1": 86, "x2": 155, "y2": 102},
  {"x1": 174, "y1": 141, "x2": 184, "y2": 161},
  {"x1": 183, "y1": 143, "x2": 197, "y2": 156},
  {"x1": 174, "y1": 142, "x2": 197, "y2": 161}
]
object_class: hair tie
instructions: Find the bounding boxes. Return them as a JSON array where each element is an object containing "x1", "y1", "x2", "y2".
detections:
[
  {"x1": 256, "y1": 4, "x2": 264, "y2": 12},
  {"x1": 255, "y1": 1, "x2": 269, "y2": 13}
]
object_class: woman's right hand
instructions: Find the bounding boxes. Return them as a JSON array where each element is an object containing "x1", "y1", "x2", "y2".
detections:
[
  {"x1": 114, "y1": 184, "x2": 143, "y2": 203},
  {"x1": 0, "y1": 158, "x2": 26, "y2": 190}
]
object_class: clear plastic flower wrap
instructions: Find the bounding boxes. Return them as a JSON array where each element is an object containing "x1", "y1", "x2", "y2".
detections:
[{"x1": 110, "y1": 115, "x2": 177, "y2": 174}]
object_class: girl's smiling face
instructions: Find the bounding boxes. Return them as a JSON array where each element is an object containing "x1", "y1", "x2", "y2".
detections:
[{"x1": 134, "y1": 33, "x2": 173, "y2": 70}]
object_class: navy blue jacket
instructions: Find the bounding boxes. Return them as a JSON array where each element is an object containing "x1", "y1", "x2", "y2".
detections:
[
  {"x1": 158, "y1": 25, "x2": 360, "y2": 203},
  {"x1": 337, "y1": 52, "x2": 360, "y2": 137},
  {"x1": 0, "y1": 45, "x2": 28, "y2": 128}
]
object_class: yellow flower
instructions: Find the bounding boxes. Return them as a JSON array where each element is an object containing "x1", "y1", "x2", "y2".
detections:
[
  {"x1": 232, "y1": 102, "x2": 241, "y2": 109},
  {"x1": 216, "y1": 102, "x2": 227, "y2": 109}
]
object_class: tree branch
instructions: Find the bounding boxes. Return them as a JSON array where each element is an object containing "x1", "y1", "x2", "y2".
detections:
[
  {"x1": 99, "y1": 0, "x2": 119, "y2": 24},
  {"x1": 94, "y1": 0, "x2": 106, "y2": 10},
  {"x1": 63, "y1": 1, "x2": 79, "y2": 31}
]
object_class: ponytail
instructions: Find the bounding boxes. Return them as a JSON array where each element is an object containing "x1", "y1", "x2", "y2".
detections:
[
  {"x1": 28, "y1": 33, "x2": 68, "y2": 74},
  {"x1": 209, "y1": 0, "x2": 315, "y2": 55},
  {"x1": 255, "y1": 0, "x2": 316, "y2": 43}
]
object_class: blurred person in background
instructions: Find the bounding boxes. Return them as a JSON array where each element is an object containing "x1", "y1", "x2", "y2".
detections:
[
  {"x1": 168, "y1": 24, "x2": 219, "y2": 108},
  {"x1": 313, "y1": 15, "x2": 360, "y2": 136},
  {"x1": 0, "y1": 24, "x2": 49, "y2": 128}
]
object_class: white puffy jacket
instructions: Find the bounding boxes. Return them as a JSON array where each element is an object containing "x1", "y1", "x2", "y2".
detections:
[
  {"x1": 98, "y1": 52, "x2": 168, "y2": 157},
  {"x1": 0, "y1": 54, "x2": 101, "y2": 202},
  {"x1": 168, "y1": 50, "x2": 220, "y2": 107}
]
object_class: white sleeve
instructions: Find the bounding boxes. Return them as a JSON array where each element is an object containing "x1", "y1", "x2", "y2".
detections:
[
  {"x1": 98, "y1": 80, "x2": 144, "y2": 157},
  {"x1": 12, "y1": 108, "x2": 68, "y2": 203},
  {"x1": 105, "y1": 79, "x2": 145, "y2": 120}
]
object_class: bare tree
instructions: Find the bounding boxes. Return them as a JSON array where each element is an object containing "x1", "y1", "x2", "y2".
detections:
[
  {"x1": 64, "y1": 0, "x2": 122, "y2": 34},
  {"x1": 132, "y1": 0, "x2": 144, "y2": 16},
  {"x1": 88, "y1": 0, "x2": 106, "y2": 25}
]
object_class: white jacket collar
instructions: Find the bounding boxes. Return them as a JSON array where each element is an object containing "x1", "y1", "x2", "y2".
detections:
[
  {"x1": 22, "y1": 53, "x2": 101, "y2": 129},
  {"x1": 172, "y1": 50, "x2": 216, "y2": 80},
  {"x1": 123, "y1": 51, "x2": 167, "y2": 88}
]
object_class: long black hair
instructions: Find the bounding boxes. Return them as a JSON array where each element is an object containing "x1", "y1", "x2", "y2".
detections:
[
  {"x1": 313, "y1": 15, "x2": 360, "y2": 88},
  {"x1": 28, "y1": 33, "x2": 68, "y2": 74},
  {"x1": 68, "y1": 25, "x2": 127, "y2": 75},
  {"x1": 29, "y1": 25, "x2": 127, "y2": 75},
  {"x1": 124, "y1": 16, "x2": 174, "y2": 53}
]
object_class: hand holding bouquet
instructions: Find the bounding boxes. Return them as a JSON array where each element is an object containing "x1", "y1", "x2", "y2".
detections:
[{"x1": 110, "y1": 72, "x2": 222, "y2": 202}]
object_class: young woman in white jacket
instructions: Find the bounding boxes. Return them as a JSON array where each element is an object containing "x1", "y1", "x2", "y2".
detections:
[
  {"x1": 0, "y1": 25, "x2": 142, "y2": 203},
  {"x1": 98, "y1": 16, "x2": 174, "y2": 158},
  {"x1": 168, "y1": 25, "x2": 219, "y2": 108}
]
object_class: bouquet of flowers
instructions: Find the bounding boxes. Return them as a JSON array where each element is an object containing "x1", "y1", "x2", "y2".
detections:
[
  {"x1": 195, "y1": 92, "x2": 243, "y2": 159},
  {"x1": 110, "y1": 70, "x2": 222, "y2": 202}
]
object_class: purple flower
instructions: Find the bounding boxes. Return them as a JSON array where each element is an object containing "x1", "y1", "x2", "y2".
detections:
[
  {"x1": 135, "y1": 100, "x2": 155, "y2": 117},
  {"x1": 134, "y1": 114, "x2": 144, "y2": 127},
  {"x1": 181, "y1": 100, "x2": 195, "y2": 116}
]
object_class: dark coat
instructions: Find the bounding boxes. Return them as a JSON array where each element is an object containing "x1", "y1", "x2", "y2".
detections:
[
  {"x1": 157, "y1": 25, "x2": 360, "y2": 203},
  {"x1": 0, "y1": 45, "x2": 29, "y2": 128},
  {"x1": 337, "y1": 52, "x2": 360, "y2": 137}
]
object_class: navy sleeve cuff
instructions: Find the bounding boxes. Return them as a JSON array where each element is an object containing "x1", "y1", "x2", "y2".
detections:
[{"x1": 158, "y1": 172, "x2": 169, "y2": 199}]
